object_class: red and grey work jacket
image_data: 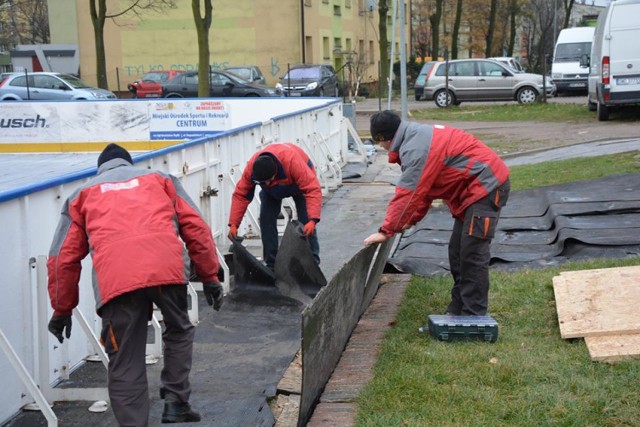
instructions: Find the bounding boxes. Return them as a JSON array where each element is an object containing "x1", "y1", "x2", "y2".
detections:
[
  {"x1": 228, "y1": 143, "x2": 322, "y2": 227},
  {"x1": 47, "y1": 158, "x2": 220, "y2": 316},
  {"x1": 379, "y1": 121, "x2": 510, "y2": 236}
]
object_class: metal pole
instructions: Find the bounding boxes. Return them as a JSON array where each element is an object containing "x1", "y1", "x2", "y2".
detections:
[
  {"x1": 387, "y1": 0, "x2": 398, "y2": 110},
  {"x1": 399, "y1": 0, "x2": 408, "y2": 120},
  {"x1": 553, "y1": 0, "x2": 557, "y2": 49}
]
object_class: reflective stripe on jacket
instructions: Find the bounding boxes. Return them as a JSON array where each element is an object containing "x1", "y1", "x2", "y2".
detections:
[
  {"x1": 47, "y1": 158, "x2": 220, "y2": 316},
  {"x1": 381, "y1": 121, "x2": 510, "y2": 235}
]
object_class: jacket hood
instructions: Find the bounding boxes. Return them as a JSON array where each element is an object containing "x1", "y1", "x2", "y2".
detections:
[
  {"x1": 98, "y1": 158, "x2": 132, "y2": 175},
  {"x1": 388, "y1": 121, "x2": 433, "y2": 165}
]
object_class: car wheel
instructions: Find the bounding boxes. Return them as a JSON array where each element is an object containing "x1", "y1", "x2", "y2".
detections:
[
  {"x1": 517, "y1": 86, "x2": 538, "y2": 104},
  {"x1": 415, "y1": 94, "x2": 421, "y2": 101},
  {"x1": 434, "y1": 89, "x2": 454, "y2": 108},
  {"x1": 245, "y1": 93, "x2": 260, "y2": 97},
  {"x1": 587, "y1": 98, "x2": 597, "y2": 111},
  {"x1": 596, "y1": 102, "x2": 609, "y2": 121},
  {"x1": 334, "y1": 86, "x2": 339, "y2": 97},
  {"x1": 165, "y1": 93, "x2": 183, "y2": 98}
]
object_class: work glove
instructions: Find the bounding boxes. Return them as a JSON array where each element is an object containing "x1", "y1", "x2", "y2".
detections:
[
  {"x1": 227, "y1": 224, "x2": 238, "y2": 240},
  {"x1": 203, "y1": 281, "x2": 224, "y2": 311},
  {"x1": 303, "y1": 220, "x2": 316, "y2": 237},
  {"x1": 48, "y1": 315, "x2": 72, "y2": 344}
]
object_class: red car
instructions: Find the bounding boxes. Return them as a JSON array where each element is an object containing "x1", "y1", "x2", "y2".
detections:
[{"x1": 128, "y1": 70, "x2": 184, "y2": 98}]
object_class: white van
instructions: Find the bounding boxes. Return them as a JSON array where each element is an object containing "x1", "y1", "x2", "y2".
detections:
[
  {"x1": 585, "y1": 0, "x2": 640, "y2": 121},
  {"x1": 551, "y1": 26, "x2": 595, "y2": 95}
]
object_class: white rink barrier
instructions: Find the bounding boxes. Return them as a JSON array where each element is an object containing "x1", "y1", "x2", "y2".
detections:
[{"x1": 0, "y1": 97, "x2": 350, "y2": 424}]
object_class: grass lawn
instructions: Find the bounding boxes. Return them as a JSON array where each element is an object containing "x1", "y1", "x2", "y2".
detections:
[
  {"x1": 410, "y1": 102, "x2": 640, "y2": 123},
  {"x1": 355, "y1": 153, "x2": 640, "y2": 426}
]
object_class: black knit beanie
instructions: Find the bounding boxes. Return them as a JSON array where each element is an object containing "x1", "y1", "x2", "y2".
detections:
[
  {"x1": 252, "y1": 155, "x2": 277, "y2": 182},
  {"x1": 97, "y1": 143, "x2": 133, "y2": 168},
  {"x1": 370, "y1": 110, "x2": 401, "y2": 142}
]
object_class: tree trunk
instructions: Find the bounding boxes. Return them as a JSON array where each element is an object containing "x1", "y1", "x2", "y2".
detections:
[
  {"x1": 562, "y1": 0, "x2": 576, "y2": 29},
  {"x1": 508, "y1": 0, "x2": 518, "y2": 57},
  {"x1": 378, "y1": 1, "x2": 389, "y2": 89},
  {"x1": 451, "y1": 0, "x2": 463, "y2": 59},
  {"x1": 429, "y1": 0, "x2": 443, "y2": 59},
  {"x1": 192, "y1": 0, "x2": 212, "y2": 97},
  {"x1": 485, "y1": 0, "x2": 498, "y2": 57},
  {"x1": 90, "y1": 0, "x2": 108, "y2": 89}
]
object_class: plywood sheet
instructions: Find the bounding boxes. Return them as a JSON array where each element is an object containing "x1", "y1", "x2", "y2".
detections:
[
  {"x1": 553, "y1": 265, "x2": 640, "y2": 338},
  {"x1": 585, "y1": 334, "x2": 640, "y2": 363}
]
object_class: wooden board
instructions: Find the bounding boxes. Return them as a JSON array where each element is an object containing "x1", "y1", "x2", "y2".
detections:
[
  {"x1": 553, "y1": 265, "x2": 640, "y2": 339},
  {"x1": 277, "y1": 350, "x2": 302, "y2": 395},
  {"x1": 585, "y1": 334, "x2": 640, "y2": 363}
]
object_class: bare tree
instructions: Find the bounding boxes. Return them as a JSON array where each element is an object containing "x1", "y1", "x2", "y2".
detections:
[
  {"x1": 411, "y1": 0, "x2": 431, "y2": 60},
  {"x1": 378, "y1": 0, "x2": 390, "y2": 89},
  {"x1": 192, "y1": 0, "x2": 212, "y2": 97},
  {"x1": 89, "y1": 0, "x2": 176, "y2": 89},
  {"x1": 506, "y1": 0, "x2": 520, "y2": 57},
  {"x1": 429, "y1": 0, "x2": 444, "y2": 59},
  {"x1": 522, "y1": 0, "x2": 555, "y2": 74},
  {"x1": 0, "y1": 0, "x2": 49, "y2": 46},
  {"x1": 450, "y1": 0, "x2": 463, "y2": 59},
  {"x1": 561, "y1": 0, "x2": 576, "y2": 29},
  {"x1": 484, "y1": 0, "x2": 498, "y2": 57}
]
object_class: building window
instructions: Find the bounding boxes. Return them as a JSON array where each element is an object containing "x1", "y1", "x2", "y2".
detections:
[
  {"x1": 304, "y1": 0, "x2": 312, "y2": 5},
  {"x1": 369, "y1": 40, "x2": 374, "y2": 64},
  {"x1": 323, "y1": 37, "x2": 330, "y2": 60},
  {"x1": 345, "y1": 0, "x2": 351, "y2": 8},
  {"x1": 333, "y1": 5, "x2": 341, "y2": 15},
  {"x1": 322, "y1": 0, "x2": 328, "y2": 4}
]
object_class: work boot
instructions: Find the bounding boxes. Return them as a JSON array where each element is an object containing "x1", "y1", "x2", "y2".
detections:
[{"x1": 161, "y1": 401, "x2": 201, "y2": 423}]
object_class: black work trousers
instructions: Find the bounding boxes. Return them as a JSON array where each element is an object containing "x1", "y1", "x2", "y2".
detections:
[
  {"x1": 99, "y1": 284, "x2": 195, "y2": 427},
  {"x1": 259, "y1": 190, "x2": 320, "y2": 270},
  {"x1": 446, "y1": 179, "x2": 510, "y2": 316}
]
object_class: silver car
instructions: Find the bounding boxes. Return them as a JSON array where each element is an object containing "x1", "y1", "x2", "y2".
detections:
[
  {"x1": 423, "y1": 59, "x2": 556, "y2": 108},
  {"x1": 0, "y1": 72, "x2": 117, "y2": 101}
]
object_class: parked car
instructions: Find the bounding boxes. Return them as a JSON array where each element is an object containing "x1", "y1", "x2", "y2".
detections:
[
  {"x1": 585, "y1": 0, "x2": 640, "y2": 121},
  {"x1": 223, "y1": 65, "x2": 266, "y2": 85},
  {"x1": 0, "y1": 72, "x2": 116, "y2": 101},
  {"x1": 128, "y1": 70, "x2": 184, "y2": 98},
  {"x1": 276, "y1": 64, "x2": 339, "y2": 97},
  {"x1": 161, "y1": 70, "x2": 282, "y2": 98},
  {"x1": 422, "y1": 58, "x2": 556, "y2": 107},
  {"x1": 489, "y1": 57, "x2": 526, "y2": 73},
  {"x1": 414, "y1": 61, "x2": 438, "y2": 100}
]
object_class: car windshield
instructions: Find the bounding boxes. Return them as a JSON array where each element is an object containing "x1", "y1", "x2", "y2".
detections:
[
  {"x1": 219, "y1": 71, "x2": 251, "y2": 84},
  {"x1": 284, "y1": 68, "x2": 320, "y2": 79},
  {"x1": 57, "y1": 74, "x2": 92, "y2": 89},
  {"x1": 143, "y1": 72, "x2": 170, "y2": 82},
  {"x1": 226, "y1": 68, "x2": 251, "y2": 80},
  {"x1": 555, "y1": 42, "x2": 592, "y2": 62}
]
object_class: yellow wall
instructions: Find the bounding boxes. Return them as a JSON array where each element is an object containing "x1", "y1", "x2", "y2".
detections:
[
  {"x1": 72, "y1": 0, "x2": 407, "y2": 90},
  {"x1": 48, "y1": 0, "x2": 78, "y2": 44}
]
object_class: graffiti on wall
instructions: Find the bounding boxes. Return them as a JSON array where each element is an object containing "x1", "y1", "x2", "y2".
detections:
[
  {"x1": 122, "y1": 61, "x2": 231, "y2": 76},
  {"x1": 123, "y1": 58, "x2": 285, "y2": 79}
]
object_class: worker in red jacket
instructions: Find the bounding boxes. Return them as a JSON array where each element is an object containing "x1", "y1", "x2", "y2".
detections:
[
  {"x1": 228, "y1": 143, "x2": 322, "y2": 270},
  {"x1": 47, "y1": 143, "x2": 223, "y2": 425},
  {"x1": 364, "y1": 111, "x2": 510, "y2": 316}
]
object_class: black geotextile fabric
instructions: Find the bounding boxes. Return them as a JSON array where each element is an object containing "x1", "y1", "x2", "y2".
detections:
[
  {"x1": 388, "y1": 174, "x2": 640, "y2": 277},
  {"x1": 231, "y1": 220, "x2": 327, "y2": 304}
]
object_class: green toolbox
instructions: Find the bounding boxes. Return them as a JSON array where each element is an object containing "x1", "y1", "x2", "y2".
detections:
[{"x1": 422, "y1": 314, "x2": 499, "y2": 343}]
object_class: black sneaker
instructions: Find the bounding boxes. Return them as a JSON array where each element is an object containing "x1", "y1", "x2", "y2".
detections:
[{"x1": 161, "y1": 402, "x2": 201, "y2": 423}]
